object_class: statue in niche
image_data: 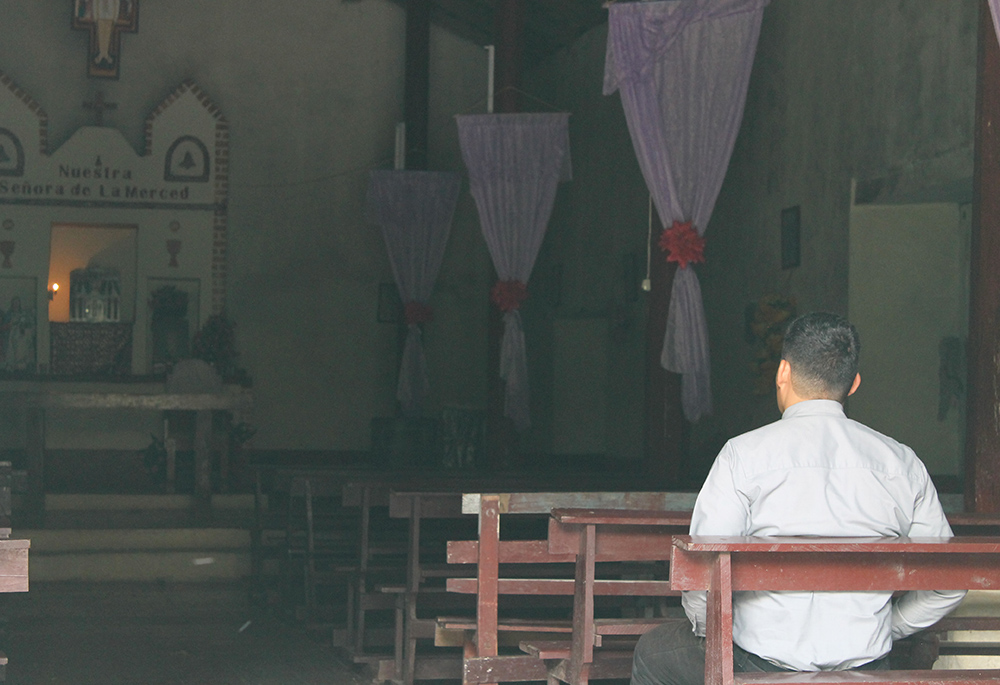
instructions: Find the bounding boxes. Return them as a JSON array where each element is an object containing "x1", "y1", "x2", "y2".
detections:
[
  {"x1": 1, "y1": 296, "x2": 35, "y2": 371},
  {"x1": 149, "y1": 285, "x2": 190, "y2": 371}
]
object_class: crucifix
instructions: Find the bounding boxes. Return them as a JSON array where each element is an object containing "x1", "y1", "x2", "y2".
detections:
[
  {"x1": 83, "y1": 92, "x2": 117, "y2": 127},
  {"x1": 71, "y1": 0, "x2": 139, "y2": 80}
]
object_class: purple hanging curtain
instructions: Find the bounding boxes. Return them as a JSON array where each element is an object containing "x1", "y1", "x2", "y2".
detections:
[
  {"x1": 605, "y1": 0, "x2": 767, "y2": 422},
  {"x1": 367, "y1": 170, "x2": 461, "y2": 415},
  {"x1": 456, "y1": 113, "x2": 572, "y2": 432},
  {"x1": 991, "y1": 0, "x2": 1000, "y2": 46}
]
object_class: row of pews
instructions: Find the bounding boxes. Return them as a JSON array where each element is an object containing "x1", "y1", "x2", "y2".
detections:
[{"x1": 249, "y1": 466, "x2": 1000, "y2": 685}]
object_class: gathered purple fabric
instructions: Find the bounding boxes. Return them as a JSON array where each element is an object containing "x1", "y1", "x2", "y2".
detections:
[
  {"x1": 456, "y1": 113, "x2": 572, "y2": 432},
  {"x1": 367, "y1": 170, "x2": 461, "y2": 415},
  {"x1": 605, "y1": 0, "x2": 767, "y2": 422},
  {"x1": 991, "y1": 0, "x2": 1000, "y2": 46}
]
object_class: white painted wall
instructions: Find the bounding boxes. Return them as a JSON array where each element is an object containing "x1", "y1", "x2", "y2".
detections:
[
  {"x1": 848, "y1": 201, "x2": 970, "y2": 476},
  {"x1": 0, "y1": 1, "x2": 491, "y2": 451}
]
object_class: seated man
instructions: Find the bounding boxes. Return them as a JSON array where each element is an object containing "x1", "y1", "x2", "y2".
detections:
[{"x1": 632, "y1": 312, "x2": 966, "y2": 685}]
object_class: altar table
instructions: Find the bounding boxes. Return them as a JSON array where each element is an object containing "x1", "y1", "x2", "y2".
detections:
[{"x1": 0, "y1": 382, "x2": 253, "y2": 519}]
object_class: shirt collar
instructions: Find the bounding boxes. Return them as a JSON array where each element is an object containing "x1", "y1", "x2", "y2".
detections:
[{"x1": 781, "y1": 398, "x2": 846, "y2": 420}]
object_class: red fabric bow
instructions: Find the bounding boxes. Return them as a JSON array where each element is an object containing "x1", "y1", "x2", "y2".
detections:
[
  {"x1": 490, "y1": 280, "x2": 528, "y2": 313},
  {"x1": 658, "y1": 220, "x2": 706, "y2": 269},
  {"x1": 404, "y1": 301, "x2": 434, "y2": 325}
]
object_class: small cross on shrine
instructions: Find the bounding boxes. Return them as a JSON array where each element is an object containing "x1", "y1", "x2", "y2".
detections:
[{"x1": 83, "y1": 92, "x2": 118, "y2": 127}]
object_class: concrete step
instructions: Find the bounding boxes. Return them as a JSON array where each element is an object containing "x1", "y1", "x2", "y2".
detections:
[
  {"x1": 11, "y1": 493, "x2": 261, "y2": 582},
  {"x1": 23, "y1": 527, "x2": 249, "y2": 551},
  {"x1": 45, "y1": 494, "x2": 267, "y2": 512},
  {"x1": 21, "y1": 528, "x2": 252, "y2": 582},
  {"x1": 26, "y1": 547, "x2": 251, "y2": 582}
]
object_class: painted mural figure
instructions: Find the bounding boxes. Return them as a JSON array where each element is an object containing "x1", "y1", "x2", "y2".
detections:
[
  {"x1": 76, "y1": 0, "x2": 120, "y2": 66},
  {"x1": 2, "y1": 297, "x2": 34, "y2": 371},
  {"x1": 73, "y1": 0, "x2": 136, "y2": 74}
]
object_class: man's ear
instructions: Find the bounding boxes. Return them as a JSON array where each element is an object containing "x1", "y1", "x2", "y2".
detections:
[
  {"x1": 776, "y1": 359, "x2": 792, "y2": 388},
  {"x1": 847, "y1": 373, "x2": 861, "y2": 397}
]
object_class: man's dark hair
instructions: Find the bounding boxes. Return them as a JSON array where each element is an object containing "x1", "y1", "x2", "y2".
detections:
[{"x1": 781, "y1": 312, "x2": 861, "y2": 402}]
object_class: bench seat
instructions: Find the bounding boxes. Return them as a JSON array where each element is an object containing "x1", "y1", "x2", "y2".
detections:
[{"x1": 733, "y1": 671, "x2": 1000, "y2": 685}]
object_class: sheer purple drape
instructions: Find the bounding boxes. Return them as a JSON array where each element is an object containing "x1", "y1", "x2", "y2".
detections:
[
  {"x1": 991, "y1": 0, "x2": 1000, "y2": 45},
  {"x1": 605, "y1": 0, "x2": 767, "y2": 422},
  {"x1": 367, "y1": 170, "x2": 461, "y2": 415},
  {"x1": 456, "y1": 113, "x2": 572, "y2": 431}
]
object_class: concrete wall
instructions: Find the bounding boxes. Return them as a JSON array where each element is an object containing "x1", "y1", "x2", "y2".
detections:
[
  {"x1": 0, "y1": 0, "x2": 978, "y2": 470},
  {"x1": 524, "y1": 0, "x2": 977, "y2": 477},
  {"x1": 520, "y1": 27, "x2": 650, "y2": 464},
  {"x1": 0, "y1": 1, "x2": 492, "y2": 451},
  {"x1": 704, "y1": 0, "x2": 977, "y2": 473},
  {"x1": 848, "y1": 202, "x2": 971, "y2": 476}
]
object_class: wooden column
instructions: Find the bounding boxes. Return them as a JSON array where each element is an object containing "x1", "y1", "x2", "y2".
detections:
[
  {"x1": 966, "y1": 0, "x2": 1000, "y2": 512},
  {"x1": 494, "y1": 0, "x2": 524, "y2": 115},
  {"x1": 404, "y1": 0, "x2": 430, "y2": 171},
  {"x1": 484, "y1": 0, "x2": 525, "y2": 469},
  {"x1": 644, "y1": 215, "x2": 687, "y2": 487}
]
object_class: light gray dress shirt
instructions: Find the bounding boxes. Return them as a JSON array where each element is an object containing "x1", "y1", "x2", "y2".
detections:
[{"x1": 681, "y1": 399, "x2": 966, "y2": 671}]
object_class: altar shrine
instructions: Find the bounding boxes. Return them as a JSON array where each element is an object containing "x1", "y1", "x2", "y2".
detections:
[{"x1": 0, "y1": 73, "x2": 229, "y2": 377}]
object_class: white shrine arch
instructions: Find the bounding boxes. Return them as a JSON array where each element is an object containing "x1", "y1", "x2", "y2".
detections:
[{"x1": 0, "y1": 74, "x2": 229, "y2": 376}]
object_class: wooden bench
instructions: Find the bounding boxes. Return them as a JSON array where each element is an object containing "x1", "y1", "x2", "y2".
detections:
[
  {"x1": 668, "y1": 535, "x2": 1000, "y2": 685},
  {"x1": 530, "y1": 508, "x2": 1000, "y2": 684},
  {"x1": 0, "y1": 516, "x2": 30, "y2": 684},
  {"x1": 376, "y1": 489, "x2": 481, "y2": 684},
  {"x1": 249, "y1": 465, "x2": 399, "y2": 625},
  {"x1": 444, "y1": 493, "x2": 696, "y2": 685}
]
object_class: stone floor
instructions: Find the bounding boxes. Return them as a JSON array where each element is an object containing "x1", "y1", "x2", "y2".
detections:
[{"x1": 0, "y1": 581, "x2": 373, "y2": 685}]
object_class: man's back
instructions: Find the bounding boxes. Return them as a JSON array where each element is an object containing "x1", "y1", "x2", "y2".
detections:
[{"x1": 683, "y1": 399, "x2": 956, "y2": 670}]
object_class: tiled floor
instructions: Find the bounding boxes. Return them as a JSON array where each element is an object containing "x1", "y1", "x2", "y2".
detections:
[{"x1": 0, "y1": 581, "x2": 372, "y2": 685}]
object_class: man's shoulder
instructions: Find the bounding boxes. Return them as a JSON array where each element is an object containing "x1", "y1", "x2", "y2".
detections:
[
  {"x1": 726, "y1": 415, "x2": 795, "y2": 450},
  {"x1": 725, "y1": 406, "x2": 923, "y2": 471}
]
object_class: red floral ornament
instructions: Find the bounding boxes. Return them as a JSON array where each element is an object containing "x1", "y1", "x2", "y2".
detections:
[
  {"x1": 490, "y1": 280, "x2": 528, "y2": 313},
  {"x1": 404, "y1": 301, "x2": 434, "y2": 325},
  {"x1": 658, "y1": 220, "x2": 706, "y2": 269}
]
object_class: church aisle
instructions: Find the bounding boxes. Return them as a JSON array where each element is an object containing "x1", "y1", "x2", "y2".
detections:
[{"x1": 0, "y1": 581, "x2": 371, "y2": 685}]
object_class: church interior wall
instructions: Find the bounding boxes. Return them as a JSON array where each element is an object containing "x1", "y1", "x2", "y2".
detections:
[
  {"x1": 0, "y1": 0, "x2": 978, "y2": 473},
  {"x1": 523, "y1": 0, "x2": 977, "y2": 478},
  {"x1": 703, "y1": 0, "x2": 976, "y2": 479},
  {"x1": 521, "y1": 26, "x2": 652, "y2": 464},
  {"x1": 0, "y1": 0, "x2": 492, "y2": 453}
]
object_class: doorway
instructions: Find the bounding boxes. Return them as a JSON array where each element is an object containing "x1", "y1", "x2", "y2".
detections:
[{"x1": 848, "y1": 201, "x2": 972, "y2": 478}]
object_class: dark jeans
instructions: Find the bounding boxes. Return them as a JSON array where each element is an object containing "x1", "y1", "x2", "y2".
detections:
[{"x1": 630, "y1": 619, "x2": 890, "y2": 685}]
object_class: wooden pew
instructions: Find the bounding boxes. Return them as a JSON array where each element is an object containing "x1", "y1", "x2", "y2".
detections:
[
  {"x1": 339, "y1": 478, "x2": 413, "y2": 663},
  {"x1": 377, "y1": 490, "x2": 479, "y2": 684},
  {"x1": 250, "y1": 465, "x2": 396, "y2": 626},
  {"x1": 537, "y1": 506, "x2": 1000, "y2": 685},
  {"x1": 534, "y1": 508, "x2": 1000, "y2": 684},
  {"x1": 517, "y1": 507, "x2": 694, "y2": 684},
  {"x1": 670, "y1": 535, "x2": 1000, "y2": 685},
  {"x1": 894, "y1": 512, "x2": 1000, "y2": 669},
  {"x1": 377, "y1": 485, "x2": 675, "y2": 684},
  {"x1": 445, "y1": 493, "x2": 697, "y2": 685},
  {"x1": 0, "y1": 505, "x2": 30, "y2": 682}
]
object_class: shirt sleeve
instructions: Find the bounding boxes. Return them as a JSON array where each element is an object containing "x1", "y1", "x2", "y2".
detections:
[
  {"x1": 681, "y1": 441, "x2": 750, "y2": 636},
  {"x1": 891, "y1": 461, "x2": 967, "y2": 640}
]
